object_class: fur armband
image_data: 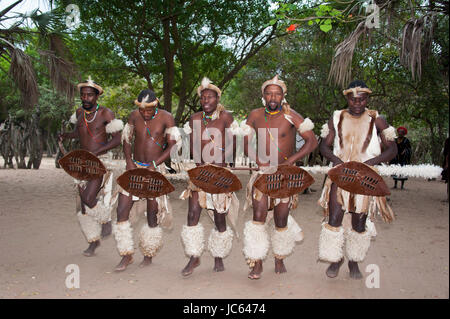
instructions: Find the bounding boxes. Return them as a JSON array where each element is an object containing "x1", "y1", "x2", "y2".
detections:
[
  {"x1": 183, "y1": 122, "x2": 192, "y2": 135},
  {"x1": 106, "y1": 119, "x2": 124, "y2": 134},
  {"x1": 382, "y1": 126, "x2": 397, "y2": 142},
  {"x1": 298, "y1": 118, "x2": 314, "y2": 134},
  {"x1": 320, "y1": 123, "x2": 330, "y2": 138},
  {"x1": 121, "y1": 123, "x2": 134, "y2": 145},
  {"x1": 69, "y1": 112, "x2": 77, "y2": 124}
]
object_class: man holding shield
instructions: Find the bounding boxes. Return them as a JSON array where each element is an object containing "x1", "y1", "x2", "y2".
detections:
[
  {"x1": 242, "y1": 75, "x2": 318, "y2": 279},
  {"x1": 179, "y1": 77, "x2": 239, "y2": 277},
  {"x1": 113, "y1": 89, "x2": 179, "y2": 272},
  {"x1": 318, "y1": 80, "x2": 397, "y2": 279},
  {"x1": 59, "y1": 77, "x2": 123, "y2": 256}
]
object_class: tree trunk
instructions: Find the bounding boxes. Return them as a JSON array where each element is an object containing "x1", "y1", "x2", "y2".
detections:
[{"x1": 161, "y1": 17, "x2": 175, "y2": 113}]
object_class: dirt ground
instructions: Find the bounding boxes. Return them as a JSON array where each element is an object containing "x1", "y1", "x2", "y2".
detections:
[{"x1": 0, "y1": 157, "x2": 448, "y2": 299}]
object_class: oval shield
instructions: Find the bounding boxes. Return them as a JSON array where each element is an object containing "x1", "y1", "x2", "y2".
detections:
[
  {"x1": 117, "y1": 168, "x2": 175, "y2": 198},
  {"x1": 254, "y1": 165, "x2": 315, "y2": 198},
  {"x1": 58, "y1": 149, "x2": 106, "y2": 181},
  {"x1": 187, "y1": 165, "x2": 242, "y2": 194},
  {"x1": 328, "y1": 161, "x2": 390, "y2": 196}
]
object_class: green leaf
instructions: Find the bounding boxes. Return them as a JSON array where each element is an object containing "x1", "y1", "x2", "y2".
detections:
[
  {"x1": 269, "y1": 19, "x2": 277, "y2": 26},
  {"x1": 320, "y1": 24, "x2": 332, "y2": 32},
  {"x1": 308, "y1": 20, "x2": 314, "y2": 26}
]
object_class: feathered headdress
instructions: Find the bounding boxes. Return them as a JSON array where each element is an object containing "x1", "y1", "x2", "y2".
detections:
[
  {"x1": 197, "y1": 77, "x2": 221, "y2": 98},
  {"x1": 77, "y1": 76, "x2": 103, "y2": 95},
  {"x1": 134, "y1": 94, "x2": 159, "y2": 108}
]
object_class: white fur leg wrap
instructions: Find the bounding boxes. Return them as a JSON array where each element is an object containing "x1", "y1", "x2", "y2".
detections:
[
  {"x1": 287, "y1": 215, "x2": 304, "y2": 242},
  {"x1": 85, "y1": 201, "x2": 111, "y2": 224},
  {"x1": 139, "y1": 225, "x2": 163, "y2": 257},
  {"x1": 243, "y1": 221, "x2": 269, "y2": 263},
  {"x1": 181, "y1": 224, "x2": 205, "y2": 257},
  {"x1": 272, "y1": 227, "x2": 296, "y2": 259},
  {"x1": 112, "y1": 220, "x2": 134, "y2": 256},
  {"x1": 345, "y1": 229, "x2": 371, "y2": 262},
  {"x1": 77, "y1": 211, "x2": 101, "y2": 243},
  {"x1": 318, "y1": 223, "x2": 345, "y2": 263},
  {"x1": 208, "y1": 227, "x2": 234, "y2": 258}
]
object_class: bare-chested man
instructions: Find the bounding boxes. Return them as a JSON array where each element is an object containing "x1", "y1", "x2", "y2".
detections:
[
  {"x1": 242, "y1": 75, "x2": 318, "y2": 279},
  {"x1": 318, "y1": 80, "x2": 397, "y2": 279},
  {"x1": 113, "y1": 89, "x2": 179, "y2": 272},
  {"x1": 180, "y1": 77, "x2": 238, "y2": 276},
  {"x1": 59, "y1": 78, "x2": 123, "y2": 256}
]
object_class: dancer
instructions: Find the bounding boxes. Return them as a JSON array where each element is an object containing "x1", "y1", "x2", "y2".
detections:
[
  {"x1": 180, "y1": 77, "x2": 239, "y2": 276},
  {"x1": 59, "y1": 77, "x2": 123, "y2": 256},
  {"x1": 318, "y1": 80, "x2": 397, "y2": 279},
  {"x1": 242, "y1": 75, "x2": 317, "y2": 279},
  {"x1": 113, "y1": 89, "x2": 179, "y2": 271}
]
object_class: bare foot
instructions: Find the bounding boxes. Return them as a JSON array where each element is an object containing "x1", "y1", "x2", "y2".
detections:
[
  {"x1": 348, "y1": 261, "x2": 363, "y2": 279},
  {"x1": 248, "y1": 260, "x2": 263, "y2": 280},
  {"x1": 101, "y1": 221, "x2": 112, "y2": 238},
  {"x1": 213, "y1": 257, "x2": 224, "y2": 272},
  {"x1": 83, "y1": 241, "x2": 100, "y2": 257},
  {"x1": 139, "y1": 256, "x2": 153, "y2": 268},
  {"x1": 275, "y1": 258, "x2": 287, "y2": 274},
  {"x1": 114, "y1": 255, "x2": 133, "y2": 272},
  {"x1": 181, "y1": 257, "x2": 200, "y2": 277},
  {"x1": 326, "y1": 258, "x2": 344, "y2": 278}
]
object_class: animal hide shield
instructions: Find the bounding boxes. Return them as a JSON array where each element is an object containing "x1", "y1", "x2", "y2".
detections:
[
  {"x1": 58, "y1": 149, "x2": 106, "y2": 181},
  {"x1": 187, "y1": 165, "x2": 242, "y2": 194},
  {"x1": 254, "y1": 165, "x2": 315, "y2": 198},
  {"x1": 328, "y1": 161, "x2": 390, "y2": 196},
  {"x1": 116, "y1": 168, "x2": 175, "y2": 198}
]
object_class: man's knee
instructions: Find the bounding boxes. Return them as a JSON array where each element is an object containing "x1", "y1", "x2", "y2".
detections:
[
  {"x1": 187, "y1": 209, "x2": 201, "y2": 225},
  {"x1": 82, "y1": 193, "x2": 98, "y2": 209},
  {"x1": 253, "y1": 209, "x2": 267, "y2": 223},
  {"x1": 328, "y1": 208, "x2": 344, "y2": 227},
  {"x1": 351, "y1": 213, "x2": 367, "y2": 232}
]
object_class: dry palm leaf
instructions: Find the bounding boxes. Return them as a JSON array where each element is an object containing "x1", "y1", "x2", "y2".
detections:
[
  {"x1": 9, "y1": 47, "x2": 39, "y2": 108},
  {"x1": 328, "y1": 21, "x2": 368, "y2": 89},
  {"x1": 400, "y1": 17, "x2": 424, "y2": 80}
]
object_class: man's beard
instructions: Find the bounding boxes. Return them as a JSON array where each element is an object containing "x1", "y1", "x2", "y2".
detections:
[
  {"x1": 266, "y1": 101, "x2": 281, "y2": 111},
  {"x1": 82, "y1": 102, "x2": 95, "y2": 111}
]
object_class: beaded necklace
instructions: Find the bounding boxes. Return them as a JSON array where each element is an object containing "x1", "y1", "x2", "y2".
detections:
[
  {"x1": 83, "y1": 104, "x2": 106, "y2": 145},
  {"x1": 143, "y1": 108, "x2": 166, "y2": 149},
  {"x1": 264, "y1": 107, "x2": 288, "y2": 161},
  {"x1": 84, "y1": 104, "x2": 99, "y2": 123},
  {"x1": 202, "y1": 111, "x2": 224, "y2": 151}
]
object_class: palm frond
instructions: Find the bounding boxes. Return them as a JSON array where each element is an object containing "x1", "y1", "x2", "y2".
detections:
[
  {"x1": 400, "y1": 17, "x2": 424, "y2": 81},
  {"x1": 8, "y1": 46, "x2": 39, "y2": 108},
  {"x1": 328, "y1": 21, "x2": 368, "y2": 88},
  {"x1": 39, "y1": 33, "x2": 77, "y2": 103}
]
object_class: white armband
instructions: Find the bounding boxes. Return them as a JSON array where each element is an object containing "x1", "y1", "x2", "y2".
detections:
[
  {"x1": 105, "y1": 119, "x2": 124, "y2": 134},
  {"x1": 183, "y1": 122, "x2": 192, "y2": 135},
  {"x1": 382, "y1": 126, "x2": 397, "y2": 141},
  {"x1": 121, "y1": 123, "x2": 134, "y2": 145},
  {"x1": 297, "y1": 118, "x2": 314, "y2": 134},
  {"x1": 69, "y1": 112, "x2": 77, "y2": 124},
  {"x1": 320, "y1": 123, "x2": 330, "y2": 138}
]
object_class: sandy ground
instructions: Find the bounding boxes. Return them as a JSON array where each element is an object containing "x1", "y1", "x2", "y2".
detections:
[{"x1": 0, "y1": 157, "x2": 448, "y2": 299}]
